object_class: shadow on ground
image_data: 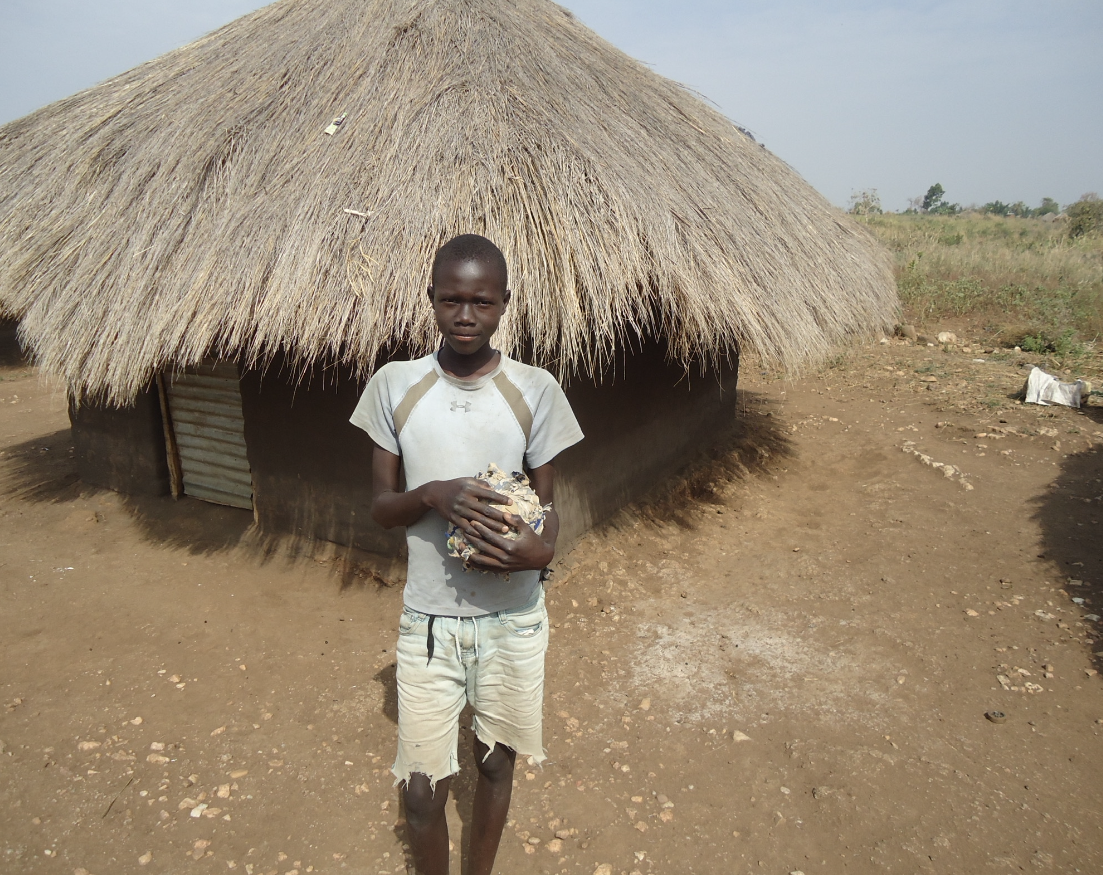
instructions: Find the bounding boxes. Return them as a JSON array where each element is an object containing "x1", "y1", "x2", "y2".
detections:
[
  {"x1": 1030, "y1": 440, "x2": 1103, "y2": 668},
  {"x1": 599, "y1": 389, "x2": 792, "y2": 533},
  {"x1": 0, "y1": 428, "x2": 403, "y2": 590},
  {"x1": 0, "y1": 429, "x2": 80, "y2": 501}
]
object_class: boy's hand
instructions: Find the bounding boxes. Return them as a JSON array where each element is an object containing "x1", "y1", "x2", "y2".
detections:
[
  {"x1": 463, "y1": 514, "x2": 554, "y2": 573},
  {"x1": 422, "y1": 478, "x2": 514, "y2": 537}
]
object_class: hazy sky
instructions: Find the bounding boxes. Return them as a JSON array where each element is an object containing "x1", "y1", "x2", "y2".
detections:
[{"x1": 1, "y1": 0, "x2": 1100, "y2": 211}]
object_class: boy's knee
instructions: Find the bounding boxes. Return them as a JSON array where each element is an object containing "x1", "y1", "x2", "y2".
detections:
[
  {"x1": 474, "y1": 742, "x2": 516, "y2": 783},
  {"x1": 403, "y1": 774, "x2": 448, "y2": 825}
]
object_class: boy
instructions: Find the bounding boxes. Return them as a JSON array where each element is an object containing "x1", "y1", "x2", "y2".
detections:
[{"x1": 350, "y1": 234, "x2": 584, "y2": 875}]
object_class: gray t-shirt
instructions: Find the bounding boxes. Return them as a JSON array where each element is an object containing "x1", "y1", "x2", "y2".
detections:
[{"x1": 350, "y1": 351, "x2": 584, "y2": 616}]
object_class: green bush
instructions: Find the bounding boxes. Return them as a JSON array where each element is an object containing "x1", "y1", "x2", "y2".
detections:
[{"x1": 1067, "y1": 193, "x2": 1103, "y2": 238}]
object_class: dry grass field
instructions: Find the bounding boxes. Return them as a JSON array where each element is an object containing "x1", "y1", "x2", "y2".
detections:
[{"x1": 860, "y1": 213, "x2": 1103, "y2": 375}]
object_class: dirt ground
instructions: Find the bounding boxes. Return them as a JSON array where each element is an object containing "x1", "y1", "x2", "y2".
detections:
[{"x1": 2, "y1": 331, "x2": 1102, "y2": 875}]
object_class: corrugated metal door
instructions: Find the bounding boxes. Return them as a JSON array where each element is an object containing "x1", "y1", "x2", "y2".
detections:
[{"x1": 163, "y1": 363, "x2": 254, "y2": 510}]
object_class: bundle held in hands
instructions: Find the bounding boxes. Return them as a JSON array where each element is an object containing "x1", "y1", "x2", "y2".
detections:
[{"x1": 447, "y1": 463, "x2": 550, "y2": 573}]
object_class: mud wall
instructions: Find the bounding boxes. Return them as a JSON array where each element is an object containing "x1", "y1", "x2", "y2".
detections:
[
  {"x1": 554, "y1": 344, "x2": 739, "y2": 552},
  {"x1": 238, "y1": 345, "x2": 736, "y2": 558},
  {"x1": 64, "y1": 346, "x2": 737, "y2": 560},
  {"x1": 238, "y1": 363, "x2": 404, "y2": 555},
  {"x1": 0, "y1": 317, "x2": 28, "y2": 367},
  {"x1": 68, "y1": 386, "x2": 171, "y2": 496}
]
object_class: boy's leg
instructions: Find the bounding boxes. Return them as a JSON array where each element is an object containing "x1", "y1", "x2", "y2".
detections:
[
  {"x1": 393, "y1": 609, "x2": 468, "y2": 875},
  {"x1": 468, "y1": 740, "x2": 516, "y2": 875},
  {"x1": 403, "y1": 773, "x2": 452, "y2": 875},
  {"x1": 465, "y1": 589, "x2": 549, "y2": 874}
]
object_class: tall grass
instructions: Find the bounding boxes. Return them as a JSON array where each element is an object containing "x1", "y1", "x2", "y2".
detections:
[{"x1": 859, "y1": 213, "x2": 1103, "y2": 361}]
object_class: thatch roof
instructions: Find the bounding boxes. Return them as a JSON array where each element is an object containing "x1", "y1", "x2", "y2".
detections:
[{"x1": 0, "y1": 0, "x2": 896, "y2": 403}]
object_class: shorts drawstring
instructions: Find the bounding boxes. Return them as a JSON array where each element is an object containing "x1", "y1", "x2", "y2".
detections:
[
  {"x1": 426, "y1": 615, "x2": 436, "y2": 665},
  {"x1": 426, "y1": 614, "x2": 481, "y2": 666}
]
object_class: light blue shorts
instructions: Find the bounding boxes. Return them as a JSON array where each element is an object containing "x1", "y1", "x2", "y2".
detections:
[{"x1": 392, "y1": 586, "x2": 549, "y2": 789}]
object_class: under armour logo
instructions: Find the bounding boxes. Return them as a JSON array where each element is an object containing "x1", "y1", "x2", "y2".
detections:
[{"x1": 450, "y1": 400, "x2": 472, "y2": 413}]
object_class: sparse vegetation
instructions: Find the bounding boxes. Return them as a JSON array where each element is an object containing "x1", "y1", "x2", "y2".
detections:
[
  {"x1": 847, "y1": 188, "x2": 883, "y2": 216},
  {"x1": 1067, "y1": 193, "x2": 1103, "y2": 239},
  {"x1": 857, "y1": 211, "x2": 1103, "y2": 373}
]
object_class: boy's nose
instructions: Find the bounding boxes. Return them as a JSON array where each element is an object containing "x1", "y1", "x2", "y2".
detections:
[{"x1": 456, "y1": 304, "x2": 476, "y2": 323}]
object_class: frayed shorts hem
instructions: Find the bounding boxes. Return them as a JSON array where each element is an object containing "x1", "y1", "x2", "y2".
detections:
[{"x1": 391, "y1": 588, "x2": 548, "y2": 792}]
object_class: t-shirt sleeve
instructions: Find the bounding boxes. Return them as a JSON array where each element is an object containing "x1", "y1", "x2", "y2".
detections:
[
  {"x1": 525, "y1": 372, "x2": 584, "y2": 469},
  {"x1": 349, "y1": 368, "x2": 400, "y2": 455}
]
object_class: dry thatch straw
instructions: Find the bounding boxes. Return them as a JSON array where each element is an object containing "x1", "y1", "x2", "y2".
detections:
[{"x1": 0, "y1": 0, "x2": 896, "y2": 404}]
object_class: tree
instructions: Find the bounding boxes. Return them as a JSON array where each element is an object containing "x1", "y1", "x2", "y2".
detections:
[
  {"x1": 921, "y1": 183, "x2": 945, "y2": 213},
  {"x1": 919, "y1": 183, "x2": 960, "y2": 215},
  {"x1": 1067, "y1": 193, "x2": 1103, "y2": 238},
  {"x1": 1037, "y1": 197, "x2": 1059, "y2": 216},
  {"x1": 982, "y1": 201, "x2": 1010, "y2": 216},
  {"x1": 848, "y1": 188, "x2": 883, "y2": 216}
]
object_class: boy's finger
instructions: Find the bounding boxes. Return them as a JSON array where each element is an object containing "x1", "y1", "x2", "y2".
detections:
[
  {"x1": 465, "y1": 535, "x2": 509, "y2": 564},
  {"x1": 470, "y1": 523, "x2": 510, "y2": 550},
  {"x1": 501, "y1": 513, "x2": 532, "y2": 532},
  {"x1": 470, "y1": 487, "x2": 513, "y2": 507},
  {"x1": 454, "y1": 508, "x2": 510, "y2": 534}
]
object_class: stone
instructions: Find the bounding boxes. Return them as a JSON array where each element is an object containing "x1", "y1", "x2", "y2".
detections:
[
  {"x1": 546, "y1": 839, "x2": 563, "y2": 854},
  {"x1": 937, "y1": 332, "x2": 957, "y2": 344},
  {"x1": 594, "y1": 865, "x2": 613, "y2": 875},
  {"x1": 138, "y1": 852, "x2": 152, "y2": 866}
]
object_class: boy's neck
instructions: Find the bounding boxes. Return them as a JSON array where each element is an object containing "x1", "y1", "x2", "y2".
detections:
[{"x1": 437, "y1": 345, "x2": 501, "y2": 380}]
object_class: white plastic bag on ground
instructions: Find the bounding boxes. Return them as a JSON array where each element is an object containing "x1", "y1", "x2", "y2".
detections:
[{"x1": 1024, "y1": 366, "x2": 1087, "y2": 408}]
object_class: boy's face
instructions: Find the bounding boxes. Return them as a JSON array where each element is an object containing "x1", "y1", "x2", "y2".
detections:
[{"x1": 428, "y1": 258, "x2": 510, "y2": 358}]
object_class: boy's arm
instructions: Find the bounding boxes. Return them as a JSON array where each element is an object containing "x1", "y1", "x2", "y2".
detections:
[
  {"x1": 370, "y1": 443, "x2": 514, "y2": 534},
  {"x1": 463, "y1": 462, "x2": 559, "y2": 573}
]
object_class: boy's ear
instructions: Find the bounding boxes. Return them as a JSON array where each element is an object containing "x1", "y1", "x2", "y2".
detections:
[
  {"x1": 502, "y1": 289, "x2": 511, "y2": 307},
  {"x1": 426, "y1": 284, "x2": 435, "y2": 303}
]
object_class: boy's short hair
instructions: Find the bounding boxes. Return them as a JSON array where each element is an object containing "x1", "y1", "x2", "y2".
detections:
[{"x1": 432, "y1": 234, "x2": 508, "y2": 288}]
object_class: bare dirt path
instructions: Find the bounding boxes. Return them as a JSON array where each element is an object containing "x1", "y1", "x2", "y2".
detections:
[{"x1": 2, "y1": 334, "x2": 1102, "y2": 875}]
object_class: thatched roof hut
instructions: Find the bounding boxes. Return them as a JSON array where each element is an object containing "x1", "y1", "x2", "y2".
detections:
[
  {"x1": 0, "y1": 0, "x2": 896, "y2": 554},
  {"x1": 0, "y1": 0, "x2": 894, "y2": 404}
]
